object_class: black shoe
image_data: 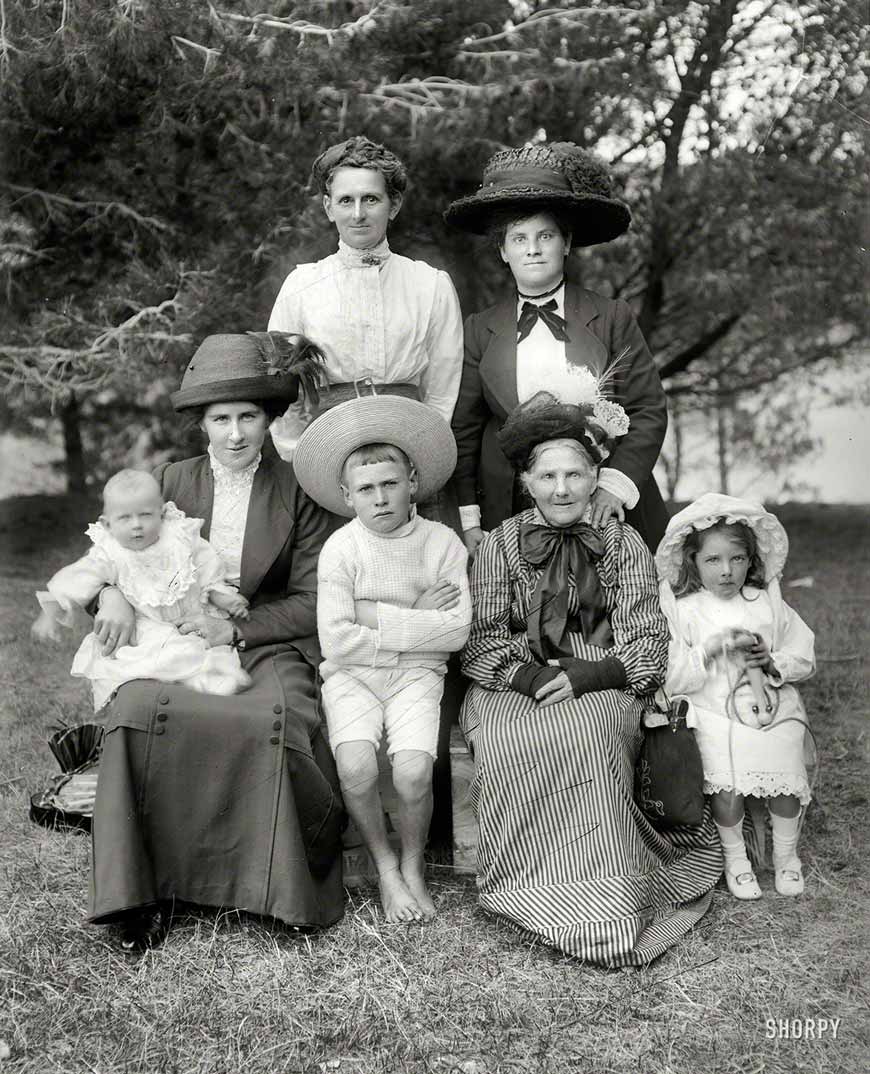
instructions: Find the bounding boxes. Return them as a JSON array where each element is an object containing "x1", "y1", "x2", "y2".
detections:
[{"x1": 119, "y1": 908, "x2": 168, "y2": 954}]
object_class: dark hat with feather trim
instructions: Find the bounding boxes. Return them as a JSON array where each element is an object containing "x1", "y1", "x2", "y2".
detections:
[
  {"x1": 444, "y1": 142, "x2": 631, "y2": 245},
  {"x1": 498, "y1": 390, "x2": 630, "y2": 469},
  {"x1": 171, "y1": 333, "x2": 326, "y2": 411}
]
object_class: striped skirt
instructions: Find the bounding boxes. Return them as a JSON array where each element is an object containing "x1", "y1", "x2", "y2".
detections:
[{"x1": 461, "y1": 641, "x2": 723, "y2": 967}]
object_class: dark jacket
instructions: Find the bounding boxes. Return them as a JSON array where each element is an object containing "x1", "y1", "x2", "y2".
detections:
[
  {"x1": 90, "y1": 441, "x2": 345, "y2": 928},
  {"x1": 451, "y1": 281, "x2": 670, "y2": 550},
  {"x1": 154, "y1": 444, "x2": 335, "y2": 666}
]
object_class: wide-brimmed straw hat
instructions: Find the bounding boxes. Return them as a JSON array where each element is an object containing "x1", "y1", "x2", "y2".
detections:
[
  {"x1": 444, "y1": 142, "x2": 631, "y2": 245},
  {"x1": 293, "y1": 395, "x2": 457, "y2": 517},
  {"x1": 171, "y1": 333, "x2": 325, "y2": 411},
  {"x1": 655, "y1": 493, "x2": 789, "y2": 586}
]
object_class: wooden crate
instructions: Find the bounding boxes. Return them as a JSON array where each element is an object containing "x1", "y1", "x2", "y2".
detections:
[{"x1": 449, "y1": 724, "x2": 478, "y2": 875}]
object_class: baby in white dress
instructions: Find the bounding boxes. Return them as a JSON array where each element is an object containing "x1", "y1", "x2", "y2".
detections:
[
  {"x1": 33, "y1": 470, "x2": 251, "y2": 710},
  {"x1": 656, "y1": 494, "x2": 815, "y2": 901}
]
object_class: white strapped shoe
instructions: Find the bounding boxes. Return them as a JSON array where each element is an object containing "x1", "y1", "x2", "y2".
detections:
[
  {"x1": 725, "y1": 860, "x2": 762, "y2": 900},
  {"x1": 775, "y1": 858, "x2": 805, "y2": 896}
]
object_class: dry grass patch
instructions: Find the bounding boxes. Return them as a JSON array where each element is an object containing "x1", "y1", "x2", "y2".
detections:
[{"x1": 1, "y1": 496, "x2": 868, "y2": 1073}]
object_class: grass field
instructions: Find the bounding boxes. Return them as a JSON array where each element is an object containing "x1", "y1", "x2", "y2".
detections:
[{"x1": 1, "y1": 495, "x2": 868, "y2": 1074}]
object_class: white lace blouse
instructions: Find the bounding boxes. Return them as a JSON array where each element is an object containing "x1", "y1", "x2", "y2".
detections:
[
  {"x1": 267, "y1": 239, "x2": 463, "y2": 455},
  {"x1": 208, "y1": 446, "x2": 261, "y2": 585}
]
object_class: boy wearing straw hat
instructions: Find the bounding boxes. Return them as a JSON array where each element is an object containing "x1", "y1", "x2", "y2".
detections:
[{"x1": 294, "y1": 396, "x2": 471, "y2": 923}]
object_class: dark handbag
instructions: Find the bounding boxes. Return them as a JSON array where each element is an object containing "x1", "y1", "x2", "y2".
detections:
[
  {"x1": 634, "y1": 694, "x2": 705, "y2": 828},
  {"x1": 29, "y1": 723, "x2": 104, "y2": 834}
]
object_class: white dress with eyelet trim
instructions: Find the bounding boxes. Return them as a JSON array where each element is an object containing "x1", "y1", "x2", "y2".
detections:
[
  {"x1": 37, "y1": 504, "x2": 250, "y2": 710},
  {"x1": 663, "y1": 585, "x2": 815, "y2": 804}
]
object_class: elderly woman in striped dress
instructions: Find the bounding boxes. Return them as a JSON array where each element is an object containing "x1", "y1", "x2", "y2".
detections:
[{"x1": 460, "y1": 390, "x2": 722, "y2": 967}]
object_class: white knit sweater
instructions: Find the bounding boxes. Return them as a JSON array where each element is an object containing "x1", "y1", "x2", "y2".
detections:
[{"x1": 317, "y1": 512, "x2": 471, "y2": 678}]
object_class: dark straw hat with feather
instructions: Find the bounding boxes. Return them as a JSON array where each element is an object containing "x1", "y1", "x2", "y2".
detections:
[
  {"x1": 171, "y1": 332, "x2": 326, "y2": 411},
  {"x1": 444, "y1": 142, "x2": 631, "y2": 246}
]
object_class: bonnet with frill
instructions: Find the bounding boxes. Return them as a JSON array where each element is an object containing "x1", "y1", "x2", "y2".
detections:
[{"x1": 655, "y1": 493, "x2": 789, "y2": 586}]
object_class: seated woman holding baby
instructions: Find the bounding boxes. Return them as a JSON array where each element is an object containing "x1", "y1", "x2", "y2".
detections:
[
  {"x1": 79, "y1": 333, "x2": 346, "y2": 952},
  {"x1": 460, "y1": 388, "x2": 723, "y2": 967}
]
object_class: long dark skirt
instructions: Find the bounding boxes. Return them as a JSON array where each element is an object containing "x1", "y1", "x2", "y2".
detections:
[
  {"x1": 89, "y1": 643, "x2": 346, "y2": 929},
  {"x1": 461, "y1": 639, "x2": 723, "y2": 967}
]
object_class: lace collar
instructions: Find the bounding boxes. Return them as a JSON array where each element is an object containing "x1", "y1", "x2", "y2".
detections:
[
  {"x1": 336, "y1": 238, "x2": 392, "y2": 270},
  {"x1": 208, "y1": 445, "x2": 261, "y2": 490}
]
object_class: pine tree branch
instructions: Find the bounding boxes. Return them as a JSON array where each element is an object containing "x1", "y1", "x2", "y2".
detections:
[
  {"x1": 459, "y1": 6, "x2": 638, "y2": 50},
  {"x1": 2, "y1": 184, "x2": 171, "y2": 234},
  {"x1": 211, "y1": 3, "x2": 383, "y2": 41}
]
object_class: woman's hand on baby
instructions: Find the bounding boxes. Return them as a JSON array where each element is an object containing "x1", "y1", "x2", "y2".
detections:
[
  {"x1": 211, "y1": 590, "x2": 250, "y2": 620},
  {"x1": 93, "y1": 587, "x2": 137, "y2": 656},
  {"x1": 178, "y1": 615, "x2": 233, "y2": 648},
  {"x1": 414, "y1": 580, "x2": 461, "y2": 611},
  {"x1": 534, "y1": 671, "x2": 574, "y2": 707},
  {"x1": 590, "y1": 489, "x2": 625, "y2": 528}
]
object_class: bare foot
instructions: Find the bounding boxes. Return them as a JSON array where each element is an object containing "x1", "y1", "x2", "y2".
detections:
[
  {"x1": 401, "y1": 861, "x2": 436, "y2": 920},
  {"x1": 377, "y1": 867, "x2": 423, "y2": 923}
]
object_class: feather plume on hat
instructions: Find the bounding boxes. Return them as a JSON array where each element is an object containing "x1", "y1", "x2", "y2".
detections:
[
  {"x1": 498, "y1": 355, "x2": 631, "y2": 470},
  {"x1": 171, "y1": 331, "x2": 327, "y2": 411},
  {"x1": 245, "y1": 332, "x2": 327, "y2": 413}
]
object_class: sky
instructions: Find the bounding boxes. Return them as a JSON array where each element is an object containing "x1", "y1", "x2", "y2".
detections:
[{"x1": 655, "y1": 397, "x2": 870, "y2": 505}]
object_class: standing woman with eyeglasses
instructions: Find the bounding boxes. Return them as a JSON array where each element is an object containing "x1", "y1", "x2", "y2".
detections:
[{"x1": 445, "y1": 142, "x2": 670, "y2": 556}]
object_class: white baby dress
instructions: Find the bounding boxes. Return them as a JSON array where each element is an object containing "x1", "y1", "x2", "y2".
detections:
[{"x1": 38, "y1": 504, "x2": 250, "y2": 710}]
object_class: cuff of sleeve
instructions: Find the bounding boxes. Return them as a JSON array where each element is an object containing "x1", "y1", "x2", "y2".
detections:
[
  {"x1": 511, "y1": 662, "x2": 563, "y2": 697},
  {"x1": 459, "y1": 504, "x2": 482, "y2": 532},
  {"x1": 598, "y1": 468, "x2": 640, "y2": 510},
  {"x1": 510, "y1": 663, "x2": 541, "y2": 696},
  {"x1": 557, "y1": 656, "x2": 627, "y2": 696}
]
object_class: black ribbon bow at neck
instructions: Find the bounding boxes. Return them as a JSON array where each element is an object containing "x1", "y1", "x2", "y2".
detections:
[
  {"x1": 517, "y1": 299, "x2": 570, "y2": 344},
  {"x1": 519, "y1": 520, "x2": 613, "y2": 662}
]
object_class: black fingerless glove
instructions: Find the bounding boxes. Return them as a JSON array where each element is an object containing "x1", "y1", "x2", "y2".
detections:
[
  {"x1": 511, "y1": 663, "x2": 564, "y2": 698},
  {"x1": 556, "y1": 656, "x2": 627, "y2": 698}
]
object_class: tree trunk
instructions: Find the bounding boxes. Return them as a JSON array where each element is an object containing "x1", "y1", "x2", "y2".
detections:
[
  {"x1": 716, "y1": 390, "x2": 730, "y2": 495},
  {"x1": 60, "y1": 395, "x2": 87, "y2": 493},
  {"x1": 638, "y1": 0, "x2": 742, "y2": 342},
  {"x1": 668, "y1": 402, "x2": 684, "y2": 501}
]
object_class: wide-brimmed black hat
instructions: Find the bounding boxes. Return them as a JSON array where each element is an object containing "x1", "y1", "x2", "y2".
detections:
[
  {"x1": 444, "y1": 142, "x2": 631, "y2": 245},
  {"x1": 170, "y1": 333, "x2": 325, "y2": 411}
]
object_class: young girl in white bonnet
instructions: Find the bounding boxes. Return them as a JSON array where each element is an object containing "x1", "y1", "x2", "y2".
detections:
[
  {"x1": 33, "y1": 469, "x2": 251, "y2": 709},
  {"x1": 656, "y1": 493, "x2": 815, "y2": 899}
]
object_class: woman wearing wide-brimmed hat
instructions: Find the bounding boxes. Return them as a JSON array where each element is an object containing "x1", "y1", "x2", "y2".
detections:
[
  {"x1": 87, "y1": 333, "x2": 345, "y2": 952},
  {"x1": 267, "y1": 135, "x2": 464, "y2": 463},
  {"x1": 445, "y1": 142, "x2": 669, "y2": 556}
]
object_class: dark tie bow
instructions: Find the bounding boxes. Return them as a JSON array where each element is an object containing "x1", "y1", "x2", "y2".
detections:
[
  {"x1": 517, "y1": 299, "x2": 570, "y2": 344},
  {"x1": 518, "y1": 521, "x2": 612, "y2": 661}
]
